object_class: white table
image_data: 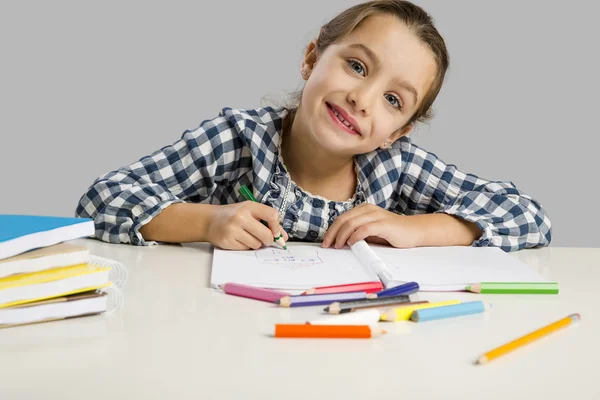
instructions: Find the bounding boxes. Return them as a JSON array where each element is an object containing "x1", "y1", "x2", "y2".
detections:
[{"x1": 1, "y1": 240, "x2": 599, "y2": 400}]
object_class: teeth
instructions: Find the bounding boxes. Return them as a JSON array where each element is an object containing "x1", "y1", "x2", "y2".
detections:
[{"x1": 332, "y1": 108, "x2": 354, "y2": 130}]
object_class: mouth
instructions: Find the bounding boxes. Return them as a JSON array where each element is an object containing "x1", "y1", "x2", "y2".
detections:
[{"x1": 326, "y1": 102, "x2": 361, "y2": 135}]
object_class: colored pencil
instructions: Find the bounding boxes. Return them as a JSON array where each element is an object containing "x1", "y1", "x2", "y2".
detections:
[
  {"x1": 466, "y1": 282, "x2": 559, "y2": 294},
  {"x1": 276, "y1": 291, "x2": 375, "y2": 307},
  {"x1": 218, "y1": 282, "x2": 288, "y2": 303},
  {"x1": 274, "y1": 324, "x2": 386, "y2": 338},
  {"x1": 325, "y1": 295, "x2": 416, "y2": 314},
  {"x1": 303, "y1": 281, "x2": 383, "y2": 295},
  {"x1": 476, "y1": 313, "x2": 581, "y2": 365},
  {"x1": 411, "y1": 301, "x2": 491, "y2": 322},
  {"x1": 333, "y1": 300, "x2": 428, "y2": 315},
  {"x1": 373, "y1": 281, "x2": 419, "y2": 297},
  {"x1": 238, "y1": 185, "x2": 287, "y2": 249},
  {"x1": 308, "y1": 309, "x2": 382, "y2": 326},
  {"x1": 379, "y1": 300, "x2": 461, "y2": 322}
]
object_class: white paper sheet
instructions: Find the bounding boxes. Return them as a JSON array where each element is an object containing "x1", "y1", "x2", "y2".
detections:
[
  {"x1": 210, "y1": 243, "x2": 548, "y2": 292},
  {"x1": 210, "y1": 244, "x2": 377, "y2": 290},
  {"x1": 372, "y1": 245, "x2": 548, "y2": 290}
]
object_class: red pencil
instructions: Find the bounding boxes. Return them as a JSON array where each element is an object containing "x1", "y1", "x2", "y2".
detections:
[
  {"x1": 303, "y1": 281, "x2": 383, "y2": 295},
  {"x1": 219, "y1": 282, "x2": 288, "y2": 303}
]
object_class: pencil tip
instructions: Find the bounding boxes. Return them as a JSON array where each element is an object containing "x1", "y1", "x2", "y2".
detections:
[{"x1": 283, "y1": 245, "x2": 288, "y2": 250}]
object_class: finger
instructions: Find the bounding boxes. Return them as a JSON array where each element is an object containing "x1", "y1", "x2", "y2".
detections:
[
  {"x1": 216, "y1": 239, "x2": 250, "y2": 251},
  {"x1": 236, "y1": 229, "x2": 265, "y2": 250},
  {"x1": 347, "y1": 223, "x2": 385, "y2": 247},
  {"x1": 242, "y1": 216, "x2": 278, "y2": 247},
  {"x1": 232, "y1": 239, "x2": 251, "y2": 251},
  {"x1": 322, "y1": 205, "x2": 375, "y2": 247},
  {"x1": 248, "y1": 203, "x2": 282, "y2": 238},
  {"x1": 334, "y1": 213, "x2": 384, "y2": 249}
]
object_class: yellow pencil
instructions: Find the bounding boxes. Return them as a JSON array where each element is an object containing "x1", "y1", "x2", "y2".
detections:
[
  {"x1": 379, "y1": 300, "x2": 461, "y2": 322},
  {"x1": 476, "y1": 313, "x2": 581, "y2": 365}
]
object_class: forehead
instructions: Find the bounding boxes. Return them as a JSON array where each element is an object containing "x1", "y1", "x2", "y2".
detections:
[{"x1": 336, "y1": 13, "x2": 437, "y2": 103}]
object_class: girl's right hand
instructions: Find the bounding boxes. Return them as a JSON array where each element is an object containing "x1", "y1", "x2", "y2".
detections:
[{"x1": 206, "y1": 201, "x2": 289, "y2": 250}]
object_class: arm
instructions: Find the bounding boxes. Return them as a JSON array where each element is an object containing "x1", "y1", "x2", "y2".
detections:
[
  {"x1": 396, "y1": 141, "x2": 552, "y2": 252},
  {"x1": 75, "y1": 113, "x2": 251, "y2": 245}
]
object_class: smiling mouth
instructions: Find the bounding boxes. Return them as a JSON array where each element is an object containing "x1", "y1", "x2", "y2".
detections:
[{"x1": 326, "y1": 103, "x2": 360, "y2": 135}]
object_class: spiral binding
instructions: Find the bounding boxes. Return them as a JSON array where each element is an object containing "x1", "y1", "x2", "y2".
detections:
[
  {"x1": 99, "y1": 285, "x2": 125, "y2": 314},
  {"x1": 89, "y1": 255, "x2": 128, "y2": 288}
]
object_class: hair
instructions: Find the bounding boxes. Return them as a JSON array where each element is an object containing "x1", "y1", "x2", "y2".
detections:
[{"x1": 275, "y1": 0, "x2": 449, "y2": 128}]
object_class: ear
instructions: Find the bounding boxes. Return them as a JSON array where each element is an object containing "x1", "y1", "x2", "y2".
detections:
[
  {"x1": 300, "y1": 40, "x2": 318, "y2": 80},
  {"x1": 382, "y1": 124, "x2": 413, "y2": 148}
]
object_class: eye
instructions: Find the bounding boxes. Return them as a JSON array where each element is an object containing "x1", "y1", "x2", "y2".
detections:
[
  {"x1": 348, "y1": 59, "x2": 366, "y2": 76},
  {"x1": 385, "y1": 93, "x2": 402, "y2": 110}
]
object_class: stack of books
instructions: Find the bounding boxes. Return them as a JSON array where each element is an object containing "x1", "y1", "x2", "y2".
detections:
[{"x1": 0, "y1": 214, "x2": 126, "y2": 328}]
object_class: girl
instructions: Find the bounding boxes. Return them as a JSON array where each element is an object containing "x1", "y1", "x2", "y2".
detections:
[{"x1": 75, "y1": 0, "x2": 551, "y2": 252}]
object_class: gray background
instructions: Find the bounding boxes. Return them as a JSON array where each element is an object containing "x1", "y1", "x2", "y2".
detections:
[{"x1": 1, "y1": 1, "x2": 598, "y2": 248}]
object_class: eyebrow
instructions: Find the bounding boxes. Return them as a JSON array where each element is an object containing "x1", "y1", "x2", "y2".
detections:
[{"x1": 348, "y1": 43, "x2": 419, "y2": 106}]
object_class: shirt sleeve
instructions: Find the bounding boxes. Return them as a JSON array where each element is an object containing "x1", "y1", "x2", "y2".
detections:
[
  {"x1": 75, "y1": 112, "x2": 250, "y2": 245},
  {"x1": 397, "y1": 141, "x2": 552, "y2": 252}
]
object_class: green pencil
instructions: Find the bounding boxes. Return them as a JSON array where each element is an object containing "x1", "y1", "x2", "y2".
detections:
[
  {"x1": 238, "y1": 185, "x2": 287, "y2": 250},
  {"x1": 465, "y1": 282, "x2": 559, "y2": 294}
]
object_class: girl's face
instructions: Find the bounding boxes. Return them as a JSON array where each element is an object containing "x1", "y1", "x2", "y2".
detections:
[{"x1": 298, "y1": 14, "x2": 437, "y2": 155}]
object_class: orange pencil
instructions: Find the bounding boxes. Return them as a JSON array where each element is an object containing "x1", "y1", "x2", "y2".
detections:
[
  {"x1": 274, "y1": 324, "x2": 386, "y2": 339},
  {"x1": 476, "y1": 313, "x2": 581, "y2": 365}
]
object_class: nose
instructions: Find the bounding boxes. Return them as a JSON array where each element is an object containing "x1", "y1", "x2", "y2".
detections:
[{"x1": 347, "y1": 83, "x2": 377, "y2": 116}]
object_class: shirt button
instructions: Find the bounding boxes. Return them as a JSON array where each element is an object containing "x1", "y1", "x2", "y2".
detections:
[
  {"x1": 308, "y1": 230, "x2": 318, "y2": 239},
  {"x1": 312, "y1": 199, "x2": 324, "y2": 209}
]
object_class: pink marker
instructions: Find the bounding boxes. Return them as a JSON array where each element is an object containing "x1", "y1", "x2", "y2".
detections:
[{"x1": 219, "y1": 282, "x2": 288, "y2": 303}]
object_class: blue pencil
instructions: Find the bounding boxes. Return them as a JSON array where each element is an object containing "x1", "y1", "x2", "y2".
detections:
[
  {"x1": 410, "y1": 301, "x2": 491, "y2": 322},
  {"x1": 373, "y1": 281, "x2": 419, "y2": 298},
  {"x1": 275, "y1": 291, "x2": 374, "y2": 307}
]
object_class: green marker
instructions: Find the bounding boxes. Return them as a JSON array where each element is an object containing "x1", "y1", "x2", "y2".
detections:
[
  {"x1": 465, "y1": 282, "x2": 559, "y2": 294},
  {"x1": 238, "y1": 185, "x2": 287, "y2": 250}
]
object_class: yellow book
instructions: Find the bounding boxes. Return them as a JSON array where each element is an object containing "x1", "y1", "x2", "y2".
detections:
[
  {"x1": 0, "y1": 290, "x2": 108, "y2": 328},
  {"x1": 0, "y1": 263, "x2": 111, "y2": 308},
  {"x1": 0, "y1": 242, "x2": 90, "y2": 279}
]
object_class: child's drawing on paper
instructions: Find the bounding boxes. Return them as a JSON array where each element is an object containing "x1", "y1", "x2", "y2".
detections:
[{"x1": 255, "y1": 247, "x2": 323, "y2": 269}]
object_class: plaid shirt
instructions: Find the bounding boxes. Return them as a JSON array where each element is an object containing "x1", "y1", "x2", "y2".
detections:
[{"x1": 75, "y1": 106, "x2": 552, "y2": 252}]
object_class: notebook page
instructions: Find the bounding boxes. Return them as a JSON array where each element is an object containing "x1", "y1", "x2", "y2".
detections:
[
  {"x1": 371, "y1": 245, "x2": 548, "y2": 291},
  {"x1": 210, "y1": 244, "x2": 378, "y2": 290}
]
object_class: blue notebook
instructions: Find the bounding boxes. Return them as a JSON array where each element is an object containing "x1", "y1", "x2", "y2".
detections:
[{"x1": 0, "y1": 215, "x2": 95, "y2": 261}]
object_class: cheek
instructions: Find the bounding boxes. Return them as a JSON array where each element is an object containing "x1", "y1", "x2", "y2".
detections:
[
  {"x1": 306, "y1": 64, "x2": 348, "y2": 96},
  {"x1": 369, "y1": 117, "x2": 398, "y2": 142}
]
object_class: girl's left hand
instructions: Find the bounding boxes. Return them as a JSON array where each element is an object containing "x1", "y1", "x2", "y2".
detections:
[{"x1": 322, "y1": 204, "x2": 425, "y2": 249}]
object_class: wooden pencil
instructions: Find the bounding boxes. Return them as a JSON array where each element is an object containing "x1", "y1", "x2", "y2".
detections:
[
  {"x1": 274, "y1": 324, "x2": 386, "y2": 338},
  {"x1": 379, "y1": 300, "x2": 461, "y2": 322},
  {"x1": 276, "y1": 291, "x2": 375, "y2": 307},
  {"x1": 219, "y1": 282, "x2": 288, "y2": 303},
  {"x1": 476, "y1": 313, "x2": 580, "y2": 364},
  {"x1": 303, "y1": 281, "x2": 383, "y2": 295},
  {"x1": 466, "y1": 282, "x2": 559, "y2": 294},
  {"x1": 326, "y1": 298, "x2": 425, "y2": 315},
  {"x1": 307, "y1": 309, "x2": 382, "y2": 326}
]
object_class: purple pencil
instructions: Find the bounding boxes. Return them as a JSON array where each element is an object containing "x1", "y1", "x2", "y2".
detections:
[
  {"x1": 219, "y1": 282, "x2": 288, "y2": 303},
  {"x1": 275, "y1": 291, "x2": 375, "y2": 308}
]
